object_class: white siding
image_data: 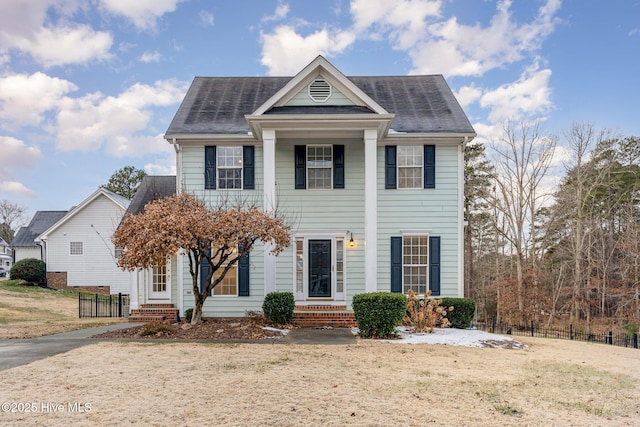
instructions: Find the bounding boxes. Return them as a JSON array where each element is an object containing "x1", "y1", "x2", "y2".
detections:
[
  {"x1": 14, "y1": 247, "x2": 42, "y2": 263},
  {"x1": 44, "y1": 194, "x2": 129, "y2": 294}
]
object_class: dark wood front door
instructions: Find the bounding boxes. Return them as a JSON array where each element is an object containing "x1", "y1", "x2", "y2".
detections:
[{"x1": 309, "y1": 240, "x2": 331, "y2": 297}]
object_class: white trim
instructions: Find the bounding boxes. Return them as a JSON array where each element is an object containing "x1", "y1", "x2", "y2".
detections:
[
  {"x1": 364, "y1": 128, "x2": 378, "y2": 293},
  {"x1": 263, "y1": 129, "x2": 277, "y2": 294},
  {"x1": 457, "y1": 141, "x2": 465, "y2": 298},
  {"x1": 306, "y1": 144, "x2": 333, "y2": 190},
  {"x1": 148, "y1": 261, "x2": 171, "y2": 301}
]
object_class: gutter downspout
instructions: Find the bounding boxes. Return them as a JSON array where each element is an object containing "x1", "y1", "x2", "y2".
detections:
[{"x1": 458, "y1": 136, "x2": 469, "y2": 298}]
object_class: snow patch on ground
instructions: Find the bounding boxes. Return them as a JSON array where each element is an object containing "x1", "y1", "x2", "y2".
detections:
[
  {"x1": 360, "y1": 327, "x2": 527, "y2": 349},
  {"x1": 263, "y1": 326, "x2": 290, "y2": 335}
]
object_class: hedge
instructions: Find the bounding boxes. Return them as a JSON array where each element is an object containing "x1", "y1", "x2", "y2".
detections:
[
  {"x1": 440, "y1": 297, "x2": 476, "y2": 329},
  {"x1": 262, "y1": 291, "x2": 295, "y2": 325},
  {"x1": 9, "y1": 258, "x2": 46, "y2": 284},
  {"x1": 352, "y1": 292, "x2": 407, "y2": 338}
]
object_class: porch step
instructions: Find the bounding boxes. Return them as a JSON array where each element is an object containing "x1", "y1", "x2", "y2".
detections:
[
  {"x1": 129, "y1": 304, "x2": 179, "y2": 323},
  {"x1": 293, "y1": 305, "x2": 357, "y2": 328}
]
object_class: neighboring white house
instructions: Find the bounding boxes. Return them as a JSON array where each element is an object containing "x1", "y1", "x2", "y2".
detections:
[
  {"x1": 0, "y1": 237, "x2": 12, "y2": 270},
  {"x1": 12, "y1": 211, "x2": 68, "y2": 263},
  {"x1": 36, "y1": 188, "x2": 131, "y2": 294},
  {"x1": 129, "y1": 56, "x2": 476, "y2": 322}
]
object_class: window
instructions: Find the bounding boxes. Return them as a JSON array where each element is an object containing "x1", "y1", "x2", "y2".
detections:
[
  {"x1": 205, "y1": 146, "x2": 254, "y2": 190},
  {"x1": 70, "y1": 241, "x2": 83, "y2": 255},
  {"x1": 114, "y1": 247, "x2": 123, "y2": 259},
  {"x1": 391, "y1": 235, "x2": 440, "y2": 296},
  {"x1": 217, "y1": 146, "x2": 243, "y2": 189},
  {"x1": 213, "y1": 247, "x2": 238, "y2": 296},
  {"x1": 397, "y1": 146, "x2": 423, "y2": 189},
  {"x1": 402, "y1": 236, "x2": 428, "y2": 294},
  {"x1": 307, "y1": 145, "x2": 332, "y2": 189},
  {"x1": 385, "y1": 145, "x2": 436, "y2": 189},
  {"x1": 295, "y1": 145, "x2": 344, "y2": 189}
]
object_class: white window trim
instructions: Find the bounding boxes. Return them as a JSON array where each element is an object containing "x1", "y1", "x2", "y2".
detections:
[
  {"x1": 216, "y1": 146, "x2": 243, "y2": 190},
  {"x1": 401, "y1": 232, "x2": 430, "y2": 296},
  {"x1": 397, "y1": 145, "x2": 424, "y2": 190},
  {"x1": 306, "y1": 144, "x2": 333, "y2": 190},
  {"x1": 211, "y1": 247, "x2": 239, "y2": 297}
]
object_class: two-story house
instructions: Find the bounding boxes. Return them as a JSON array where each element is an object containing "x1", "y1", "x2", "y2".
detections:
[{"x1": 130, "y1": 56, "x2": 475, "y2": 321}]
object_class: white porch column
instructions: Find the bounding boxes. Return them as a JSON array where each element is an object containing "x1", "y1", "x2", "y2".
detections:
[
  {"x1": 364, "y1": 128, "x2": 378, "y2": 293},
  {"x1": 263, "y1": 129, "x2": 277, "y2": 294},
  {"x1": 129, "y1": 270, "x2": 139, "y2": 310}
]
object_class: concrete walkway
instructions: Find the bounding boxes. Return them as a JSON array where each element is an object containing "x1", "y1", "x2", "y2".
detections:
[
  {"x1": 278, "y1": 327, "x2": 357, "y2": 345},
  {"x1": 0, "y1": 323, "x2": 136, "y2": 371}
]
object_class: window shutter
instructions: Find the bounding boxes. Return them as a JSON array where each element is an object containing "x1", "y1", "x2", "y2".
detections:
[
  {"x1": 390, "y1": 236, "x2": 402, "y2": 293},
  {"x1": 294, "y1": 145, "x2": 306, "y2": 189},
  {"x1": 424, "y1": 145, "x2": 436, "y2": 189},
  {"x1": 243, "y1": 146, "x2": 255, "y2": 189},
  {"x1": 205, "y1": 146, "x2": 216, "y2": 190},
  {"x1": 333, "y1": 144, "x2": 345, "y2": 189},
  {"x1": 238, "y1": 251, "x2": 250, "y2": 296},
  {"x1": 200, "y1": 261, "x2": 211, "y2": 295},
  {"x1": 429, "y1": 236, "x2": 441, "y2": 296},
  {"x1": 385, "y1": 146, "x2": 397, "y2": 189}
]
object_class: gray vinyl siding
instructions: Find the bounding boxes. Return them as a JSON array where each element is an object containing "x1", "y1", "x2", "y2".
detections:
[{"x1": 377, "y1": 144, "x2": 461, "y2": 297}]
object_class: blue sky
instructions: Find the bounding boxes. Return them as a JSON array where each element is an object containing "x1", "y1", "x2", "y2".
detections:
[{"x1": 1, "y1": 0, "x2": 639, "y2": 223}]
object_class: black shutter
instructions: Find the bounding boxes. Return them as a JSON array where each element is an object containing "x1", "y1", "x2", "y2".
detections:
[
  {"x1": 205, "y1": 146, "x2": 216, "y2": 190},
  {"x1": 424, "y1": 145, "x2": 436, "y2": 189},
  {"x1": 294, "y1": 145, "x2": 306, "y2": 189},
  {"x1": 390, "y1": 236, "x2": 402, "y2": 293},
  {"x1": 385, "y1": 146, "x2": 397, "y2": 189},
  {"x1": 333, "y1": 144, "x2": 345, "y2": 189},
  {"x1": 429, "y1": 236, "x2": 441, "y2": 296},
  {"x1": 243, "y1": 146, "x2": 255, "y2": 190},
  {"x1": 238, "y1": 251, "x2": 250, "y2": 296}
]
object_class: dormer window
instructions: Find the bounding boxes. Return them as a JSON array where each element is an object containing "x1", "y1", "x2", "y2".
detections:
[{"x1": 308, "y1": 77, "x2": 332, "y2": 102}]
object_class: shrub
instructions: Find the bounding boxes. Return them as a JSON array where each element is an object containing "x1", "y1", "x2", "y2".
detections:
[
  {"x1": 184, "y1": 308, "x2": 193, "y2": 323},
  {"x1": 405, "y1": 290, "x2": 452, "y2": 333},
  {"x1": 10, "y1": 258, "x2": 46, "y2": 284},
  {"x1": 352, "y1": 292, "x2": 407, "y2": 338},
  {"x1": 137, "y1": 322, "x2": 175, "y2": 337},
  {"x1": 262, "y1": 291, "x2": 295, "y2": 325},
  {"x1": 440, "y1": 297, "x2": 476, "y2": 329}
]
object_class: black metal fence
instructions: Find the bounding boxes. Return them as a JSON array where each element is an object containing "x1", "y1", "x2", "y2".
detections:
[
  {"x1": 78, "y1": 293, "x2": 129, "y2": 318},
  {"x1": 475, "y1": 320, "x2": 639, "y2": 350}
]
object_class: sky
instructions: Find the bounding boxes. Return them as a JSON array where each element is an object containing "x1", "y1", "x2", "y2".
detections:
[{"x1": 1, "y1": 0, "x2": 639, "y2": 225}]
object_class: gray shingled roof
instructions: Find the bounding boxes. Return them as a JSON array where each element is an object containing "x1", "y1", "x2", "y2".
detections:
[
  {"x1": 125, "y1": 176, "x2": 176, "y2": 216},
  {"x1": 11, "y1": 211, "x2": 68, "y2": 247},
  {"x1": 165, "y1": 75, "x2": 474, "y2": 136},
  {"x1": 102, "y1": 189, "x2": 131, "y2": 209}
]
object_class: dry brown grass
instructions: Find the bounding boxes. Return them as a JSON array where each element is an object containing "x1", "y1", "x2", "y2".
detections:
[{"x1": 0, "y1": 279, "x2": 124, "y2": 338}]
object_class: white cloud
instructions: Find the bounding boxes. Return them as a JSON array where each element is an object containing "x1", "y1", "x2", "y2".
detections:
[
  {"x1": 55, "y1": 80, "x2": 188, "y2": 156},
  {"x1": 260, "y1": 26, "x2": 356, "y2": 75},
  {"x1": 454, "y1": 85, "x2": 483, "y2": 108},
  {"x1": 144, "y1": 154, "x2": 177, "y2": 176},
  {"x1": 0, "y1": 72, "x2": 77, "y2": 128},
  {"x1": 480, "y1": 63, "x2": 553, "y2": 122},
  {"x1": 139, "y1": 51, "x2": 163, "y2": 63},
  {"x1": 99, "y1": 0, "x2": 183, "y2": 30},
  {"x1": 262, "y1": 2, "x2": 290, "y2": 22},
  {"x1": 0, "y1": 181, "x2": 37, "y2": 199},
  {"x1": 199, "y1": 10, "x2": 215, "y2": 27},
  {"x1": 0, "y1": 137, "x2": 42, "y2": 178},
  {"x1": 0, "y1": 1, "x2": 113, "y2": 68}
]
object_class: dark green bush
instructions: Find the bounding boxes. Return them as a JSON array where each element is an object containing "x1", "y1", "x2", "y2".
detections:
[
  {"x1": 262, "y1": 291, "x2": 295, "y2": 325},
  {"x1": 184, "y1": 308, "x2": 193, "y2": 323},
  {"x1": 352, "y1": 292, "x2": 407, "y2": 338},
  {"x1": 440, "y1": 298, "x2": 476, "y2": 329},
  {"x1": 10, "y1": 258, "x2": 46, "y2": 284}
]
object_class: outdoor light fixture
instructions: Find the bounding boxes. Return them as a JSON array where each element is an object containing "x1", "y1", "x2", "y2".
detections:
[{"x1": 348, "y1": 232, "x2": 356, "y2": 248}]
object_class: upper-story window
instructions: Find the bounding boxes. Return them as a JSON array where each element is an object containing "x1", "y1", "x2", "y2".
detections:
[
  {"x1": 217, "y1": 147, "x2": 243, "y2": 189},
  {"x1": 205, "y1": 146, "x2": 254, "y2": 190},
  {"x1": 385, "y1": 145, "x2": 436, "y2": 190},
  {"x1": 307, "y1": 145, "x2": 332, "y2": 189},
  {"x1": 397, "y1": 145, "x2": 423, "y2": 189},
  {"x1": 294, "y1": 144, "x2": 344, "y2": 190}
]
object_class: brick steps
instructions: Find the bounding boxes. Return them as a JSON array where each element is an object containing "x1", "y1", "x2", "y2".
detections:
[
  {"x1": 293, "y1": 305, "x2": 357, "y2": 328},
  {"x1": 129, "y1": 303, "x2": 178, "y2": 323}
]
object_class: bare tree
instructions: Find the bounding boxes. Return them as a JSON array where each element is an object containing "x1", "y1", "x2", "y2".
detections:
[
  {"x1": 0, "y1": 199, "x2": 27, "y2": 243},
  {"x1": 487, "y1": 121, "x2": 556, "y2": 315}
]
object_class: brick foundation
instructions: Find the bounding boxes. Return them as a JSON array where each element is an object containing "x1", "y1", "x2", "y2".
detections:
[{"x1": 46, "y1": 271, "x2": 111, "y2": 295}]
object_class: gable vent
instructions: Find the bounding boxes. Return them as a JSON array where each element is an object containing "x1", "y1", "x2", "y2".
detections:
[{"x1": 308, "y1": 77, "x2": 332, "y2": 102}]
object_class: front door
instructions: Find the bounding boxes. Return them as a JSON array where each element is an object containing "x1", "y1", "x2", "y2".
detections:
[{"x1": 309, "y1": 239, "x2": 331, "y2": 297}]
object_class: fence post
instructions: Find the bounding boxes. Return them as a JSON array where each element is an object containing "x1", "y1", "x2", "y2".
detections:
[
  {"x1": 570, "y1": 324, "x2": 573, "y2": 340},
  {"x1": 531, "y1": 320, "x2": 534, "y2": 337},
  {"x1": 78, "y1": 292, "x2": 81, "y2": 318},
  {"x1": 633, "y1": 333, "x2": 638, "y2": 349},
  {"x1": 118, "y1": 293, "x2": 122, "y2": 318},
  {"x1": 608, "y1": 331, "x2": 613, "y2": 345}
]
